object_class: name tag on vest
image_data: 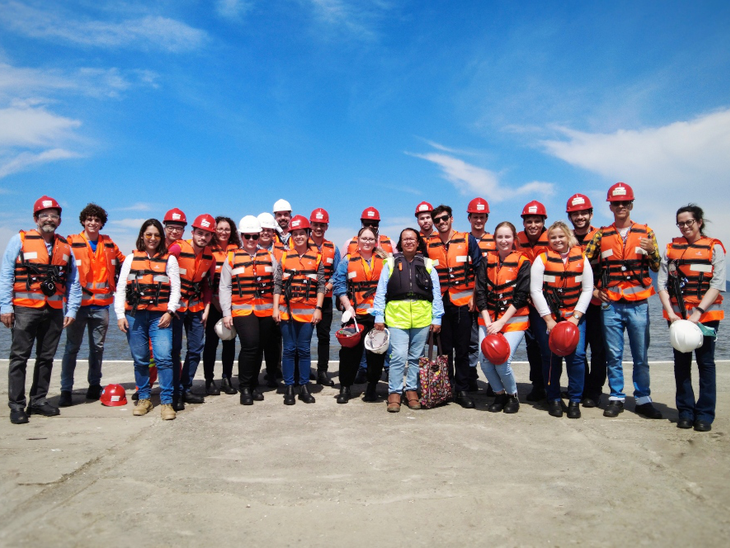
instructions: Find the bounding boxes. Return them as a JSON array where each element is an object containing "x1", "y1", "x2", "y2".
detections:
[
  {"x1": 543, "y1": 275, "x2": 556, "y2": 283},
  {"x1": 23, "y1": 251, "x2": 38, "y2": 260},
  {"x1": 264, "y1": 266, "x2": 273, "y2": 272},
  {"x1": 348, "y1": 271, "x2": 357, "y2": 279},
  {"x1": 601, "y1": 249, "x2": 613, "y2": 258},
  {"x1": 690, "y1": 264, "x2": 713, "y2": 273},
  {"x1": 179, "y1": 268, "x2": 187, "y2": 275},
  {"x1": 634, "y1": 247, "x2": 648, "y2": 256},
  {"x1": 456, "y1": 255, "x2": 468, "y2": 263},
  {"x1": 326, "y1": 257, "x2": 333, "y2": 264}
]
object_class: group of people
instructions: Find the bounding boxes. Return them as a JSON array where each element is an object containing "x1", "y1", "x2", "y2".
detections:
[{"x1": 1, "y1": 184, "x2": 724, "y2": 431}]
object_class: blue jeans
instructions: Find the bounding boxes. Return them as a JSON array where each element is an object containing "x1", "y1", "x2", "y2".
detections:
[
  {"x1": 126, "y1": 311, "x2": 174, "y2": 404},
  {"x1": 172, "y1": 309, "x2": 205, "y2": 394},
  {"x1": 602, "y1": 301, "x2": 651, "y2": 404},
  {"x1": 281, "y1": 320, "x2": 314, "y2": 386},
  {"x1": 60, "y1": 306, "x2": 109, "y2": 391},
  {"x1": 532, "y1": 315, "x2": 586, "y2": 402},
  {"x1": 674, "y1": 321, "x2": 719, "y2": 424},
  {"x1": 388, "y1": 326, "x2": 430, "y2": 394},
  {"x1": 478, "y1": 326, "x2": 523, "y2": 395}
]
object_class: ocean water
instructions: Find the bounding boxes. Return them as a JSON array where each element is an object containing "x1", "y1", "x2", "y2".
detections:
[{"x1": 1, "y1": 297, "x2": 728, "y2": 362}]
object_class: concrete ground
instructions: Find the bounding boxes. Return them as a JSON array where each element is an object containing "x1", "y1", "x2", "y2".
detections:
[{"x1": 1, "y1": 358, "x2": 729, "y2": 548}]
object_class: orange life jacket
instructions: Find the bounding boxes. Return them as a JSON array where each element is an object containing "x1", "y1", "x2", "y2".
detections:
[
  {"x1": 229, "y1": 248, "x2": 274, "y2": 318},
  {"x1": 474, "y1": 232, "x2": 496, "y2": 257},
  {"x1": 477, "y1": 251, "x2": 529, "y2": 332},
  {"x1": 211, "y1": 243, "x2": 239, "y2": 294},
  {"x1": 664, "y1": 236, "x2": 725, "y2": 322},
  {"x1": 318, "y1": 240, "x2": 337, "y2": 298},
  {"x1": 597, "y1": 223, "x2": 656, "y2": 302},
  {"x1": 427, "y1": 231, "x2": 474, "y2": 307},
  {"x1": 574, "y1": 226, "x2": 600, "y2": 305},
  {"x1": 345, "y1": 252, "x2": 385, "y2": 315},
  {"x1": 12, "y1": 230, "x2": 71, "y2": 310},
  {"x1": 516, "y1": 230, "x2": 549, "y2": 262},
  {"x1": 176, "y1": 239, "x2": 215, "y2": 313},
  {"x1": 279, "y1": 246, "x2": 321, "y2": 322},
  {"x1": 346, "y1": 234, "x2": 393, "y2": 255},
  {"x1": 539, "y1": 246, "x2": 585, "y2": 319},
  {"x1": 124, "y1": 251, "x2": 171, "y2": 313},
  {"x1": 68, "y1": 233, "x2": 123, "y2": 307}
]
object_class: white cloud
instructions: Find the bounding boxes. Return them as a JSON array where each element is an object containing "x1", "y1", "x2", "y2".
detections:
[
  {"x1": 304, "y1": 0, "x2": 392, "y2": 41},
  {"x1": 109, "y1": 218, "x2": 149, "y2": 229},
  {"x1": 0, "y1": 105, "x2": 81, "y2": 147},
  {"x1": 0, "y1": 148, "x2": 80, "y2": 178},
  {"x1": 216, "y1": 0, "x2": 253, "y2": 19},
  {"x1": 115, "y1": 202, "x2": 154, "y2": 212}
]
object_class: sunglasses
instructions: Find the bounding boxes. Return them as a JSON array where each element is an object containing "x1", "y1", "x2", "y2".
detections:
[
  {"x1": 243, "y1": 234, "x2": 260, "y2": 240},
  {"x1": 432, "y1": 215, "x2": 450, "y2": 224}
]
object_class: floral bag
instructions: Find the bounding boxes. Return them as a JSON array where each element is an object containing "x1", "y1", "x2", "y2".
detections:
[{"x1": 418, "y1": 332, "x2": 452, "y2": 409}]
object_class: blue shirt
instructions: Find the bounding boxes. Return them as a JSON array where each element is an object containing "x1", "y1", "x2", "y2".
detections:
[{"x1": 0, "y1": 232, "x2": 82, "y2": 318}]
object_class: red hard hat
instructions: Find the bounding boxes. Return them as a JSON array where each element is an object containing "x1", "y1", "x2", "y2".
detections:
[
  {"x1": 548, "y1": 321, "x2": 581, "y2": 357},
  {"x1": 310, "y1": 208, "x2": 330, "y2": 224},
  {"x1": 164, "y1": 208, "x2": 187, "y2": 225},
  {"x1": 467, "y1": 197, "x2": 490, "y2": 214},
  {"x1": 336, "y1": 325, "x2": 362, "y2": 348},
  {"x1": 414, "y1": 201, "x2": 434, "y2": 216},
  {"x1": 566, "y1": 193, "x2": 593, "y2": 213},
  {"x1": 33, "y1": 196, "x2": 62, "y2": 215},
  {"x1": 192, "y1": 213, "x2": 216, "y2": 233},
  {"x1": 289, "y1": 215, "x2": 311, "y2": 231},
  {"x1": 606, "y1": 182, "x2": 635, "y2": 202},
  {"x1": 481, "y1": 333, "x2": 511, "y2": 365},
  {"x1": 521, "y1": 200, "x2": 547, "y2": 218},
  {"x1": 100, "y1": 384, "x2": 128, "y2": 407},
  {"x1": 361, "y1": 207, "x2": 381, "y2": 221}
]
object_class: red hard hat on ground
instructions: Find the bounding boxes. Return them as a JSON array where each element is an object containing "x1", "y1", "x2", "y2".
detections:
[
  {"x1": 192, "y1": 214, "x2": 216, "y2": 233},
  {"x1": 164, "y1": 208, "x2": 187, "y2": 225},
  {"x1": 289, "y1": 215, "x2": 311, "y2": 231},
  {"x1": 481, "y1": 333, "x2": 511, "y2": 365},
  {"x1": 361, "y1": 207, "x2": 381, "y2": 221},
  {"x1": 566, "y1": 194, "x2": 593, "y2": 213},
  {"x1": 521, "y1": 200, "x2": 547, "y2": 218},
  {"x1": 606, "y1": 182, "x2": 635, "y2": 202},
  {"x1": 548, "y1": 321, "x2": 581, "y2": 357},
  {"x1": 414, "y1": 201, "x2": 433, "y2": 216},
  {"x1": 310, "y1": 208, "x2": 330, "y2": 224},
  {"x1": 100, "y1": 384, "x2": 128, "y2": 407},
  {"x1": 467, "y1": 197, "x2": 490, "y2": 214},
  {"x1": 33, "y1": 196, "x2": 62, "y2": 215}
]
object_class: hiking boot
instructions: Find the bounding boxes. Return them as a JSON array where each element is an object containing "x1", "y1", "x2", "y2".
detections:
[{"x1": 133, "y1": 399, "x2": 153, "y2": 416}]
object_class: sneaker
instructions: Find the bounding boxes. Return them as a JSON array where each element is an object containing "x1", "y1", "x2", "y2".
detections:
[
  {"x1": 133, "y1": 399, "x2": 153, "y2": 416},
  {"x1": 58, "y1": 390, "x2": 73, "y2": 408},
  {"x1": 160, "y1": 404, "x2": 176, "y2": 420},
  {"x1": 635, "y1": 403, "x2": 663, "y2": 420},
  {"x1": 603, "y1": 400, "x2": 624, "y2": 418}
]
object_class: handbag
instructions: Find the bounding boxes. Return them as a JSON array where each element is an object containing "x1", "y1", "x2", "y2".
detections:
[{"x1": 418, "y1": 332, "x2": 452, "y2": 409}]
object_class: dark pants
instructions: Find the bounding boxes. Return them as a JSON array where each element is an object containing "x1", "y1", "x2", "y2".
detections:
[
  {"x1": 674, "y1": 321, "x2": 719, "y2": 424},
  {"x1": 203, "y1": 304, "x2": 236, "y2": 381},
  {"x1": 60, "y1": 305, "x2": 109, "y2": 392},
  {"x1": 233, "y1": 314, "x2": 275, "y2": 389},
  {"x1": 264, "y1": 322, "x2": 282, "y2": 381},
  {"x1": 440, "y1": 296, "x2": 473, "y2": 393},
  {"x1": 339, "y1": 315, "x2": 386, "y2": 386},
  {"x1": 8, "y1": 306, "x2": 65, "y2": 410},
  {"x1": 582, "y1": 303, "x2": 606, "y2": 400},
  {"x1": 172, "y1": 309, "x2": 205, "y2": 394},
  {"x1": 315, "y1": 296, "x2": 333, "y2": 372},
  {"x1": 524, "y1": 305, "x2": 545, "y2": 390}
]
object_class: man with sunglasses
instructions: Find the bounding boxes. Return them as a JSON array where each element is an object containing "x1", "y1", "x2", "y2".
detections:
[
  {"x1": 1, "y1": 196, "x2": 82, "y2": 424},
  {"x1": 584, "y1": 182, "x2": 662, "y2": 419},
  {"x1": 427, "y1": 205, "x2": 482, "y2": 408}
]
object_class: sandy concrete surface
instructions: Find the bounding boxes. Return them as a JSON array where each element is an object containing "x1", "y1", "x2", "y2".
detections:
[{"x1": 1, "y1": 358, "x2": 729, "y2": 547}]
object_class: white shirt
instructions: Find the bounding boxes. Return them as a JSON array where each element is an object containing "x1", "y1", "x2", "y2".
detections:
[
  {"x1": 530, "y1": 254, "x2": 594, "y2": 318},
  {"x1": 114, "y1": 253, "x2": 181, "y2": 319}
]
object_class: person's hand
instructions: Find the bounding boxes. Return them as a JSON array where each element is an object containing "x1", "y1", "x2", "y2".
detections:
[
  {"x1": 595, "y1": 289, "x2": 610, "y2": 303},
  {"x1": 118, "y1": 318, "x2": 129, "y2": 333},
  {"x1": 1, "y1": 313, "x2": 14, "y2": 329},
  {"x1": 201, "y1": 309, "x2": 209, "y2": 326},
  {"x1": 667, "y1": 312, "x2": 682, "y2": 323},
  {"x1": 63, "y1": 317, "x2": 75, "y2": 329},
  {"x1": 430, "y1": 324, "x2": 441, "y2": 334},
  {"x1": 568, "y1": 316, "x2": 580, "y2": 327},
  {"x1": 273, "y1": 309, "x2": 280, "y2": 324},
  {"x1": 158, "y1": 312, "x2": 172, "y2": 328},
  {"x1": 311, "y1": 308, "x2": 322, "y2": 324},
  {"x1": 639, "y1": 237, "x2": 655, "y2": 254},
  {"x1": 223, "y1": 316, "x2": 233, "y2": 329},
  {"x1": 486, "y1": 319, "x2": 504, "y2": 335},
  {"x1": 374, "y1": 322, "x2": 385, "y2": 331},
  {"x1": 544, "y1": 316, "x2": 557, "y2": 334},
  {"x1": 688, "y1": 309, "x2": 702, "y2": 325}
]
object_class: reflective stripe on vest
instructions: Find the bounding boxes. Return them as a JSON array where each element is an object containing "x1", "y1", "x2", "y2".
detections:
[
  {"x1": 427, "y1": 231, "x2": 474, "y2": 307},
  {"x1": 229, "y1": 248, "x2": 274, "y2": 318},
  {"x1": 125, "y1": 251, "x2": 171, "y2": 312},
  {"x1": 515, "y1": 230, "x2": 549, "y2": 263},
  {"x1": 68, "y1": 233, "x2": 122, "y2": 307},
  {"x1": 279, "y1": 247, "x2": 321, "y2": 322},
  {"x1": 480, "y1": 250, "x2": 529, "y2": 332},
  {"x1": 539, "y1": 246, "x2": 585, "y2": 319},
  {"x1": 346, "y1": 252, "x2": 385, "y2": 315},
  {"x1": 12, "y1": 230, "x2": 71, "y2": 310},
  {"x1": 176, "y1": 239, "x2": 215, "y2": 313},
  {"x1": 598, "y1": 223, "x2": 656, "y2": 302}
]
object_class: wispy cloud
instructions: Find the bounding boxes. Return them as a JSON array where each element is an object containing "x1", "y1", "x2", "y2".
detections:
[
  {"x1": 115, "y1": 202, "x2": 154, "y2": 212},
  {"x1": 109, "y1": 218, "x2": 148, "y2": 229},
  {"x1": 0, "y1": 1, "x2": 206, "y2": 52},
  {"x1": 0, "y1": 148, "x2": 81, "y2": 178},
  {"x1": 0, "y1": 105, "x2": 81, "y2": 147},
  {"x1": 304, "y1": 0, "x2": 393, "y2": 41},
  {"x1": 216, "y1": 0, "x2": 254, "y2": 19}
]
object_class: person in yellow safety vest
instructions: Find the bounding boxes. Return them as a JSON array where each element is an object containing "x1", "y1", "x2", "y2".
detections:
[
  {"x1": 426, "y1": 204, "x2": 481, "y2": 409},
  {"x1": 372, "y1": 228, "x2": 444, "y2": 413},
  {"x1": 1, "y1": 196, "x2": 82, "y2": 424},
  {"x1": 658, "y1": 204, "x2": 726, "y2": 432},
  {"x1": 59, "y1": 203, "x2": 125, "y2": 407},
  {"x1": 584, "y1": 182, "x2": 663, "y2": 420}
]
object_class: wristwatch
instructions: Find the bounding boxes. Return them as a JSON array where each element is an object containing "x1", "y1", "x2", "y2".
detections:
[
  {"x1": 315, "y1": 306, "x2": 323, "y2": 311},
  {"x1": 695, "y1": 306, "x2": 706, "y2": 314}
]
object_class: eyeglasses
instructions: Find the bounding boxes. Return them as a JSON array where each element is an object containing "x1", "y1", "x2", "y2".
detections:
[
  {"x1": 401, "y1": 238, "x2": 417, "y2": 243},
  {"x1": 360, "y1": 237, "x2": 376, "y2": 243},
  {"x1": 144, "y1": 233, "x2": 161, "y2": 240},
  {"x1": 217, "y1": 227, "x2": 231, "y2": 233},
  {"x1": 165, "y1": 225, "x2": 184, "y2": 233},
  {"x1": 432, "y1": 215, "x2": 450, "y2": 224},
  {"x1": 362, "y1": 222, "x2": 379, "y2": 228},
  {"x1": 676, "y1": 219, "x2": 696, "y2": 228},
  {"x1": 38, "y1": 213, "x2": 60, "y2": 220},
  {"x1": 243, "y1": 233, "x2": 260, "y2": 240}
]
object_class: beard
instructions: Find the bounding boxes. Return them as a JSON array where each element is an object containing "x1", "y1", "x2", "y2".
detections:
[{"x1": 39, "y1": 223, "x2": 57, "y2": 234}]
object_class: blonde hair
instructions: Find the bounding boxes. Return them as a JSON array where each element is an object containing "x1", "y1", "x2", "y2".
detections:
[{"x1": 547, "y1": 221, "x2": 578, "y2": 250}]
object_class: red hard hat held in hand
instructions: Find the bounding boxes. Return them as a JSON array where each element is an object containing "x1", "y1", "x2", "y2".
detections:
[
  {"x1": 467, "y1": 197, "x2": 490, "y2": 214},
  {"x1": 606, "y1": 182, "x2": 635, "y2": 202},
  {"x1": 521, "y1": 200, "x2": 547, "y2": 218},
  {"x1": 566, "y1": 194, "x2": 593, "y2": 212},
  {"x1": 100, "y1": 384, "x2": 128, "y2": 407},
  {"x1": 548, "y1": 321, "x2": 580, "y2": 357},
  {"x1": 33, "y1": 196, "x2": 62, "y2": 215},
  {"x1": 164, "y1": 208, "x2": 187, "y2": 225},
  {"x1": 481, "y1": 333, "x2": 511, "y2": 365},
  {"x1": 192, "y1": 214, "x2": 216, "y2": 233},
  {"x1": 289, "y1": 215, "x2": 311, "y2": 231}
]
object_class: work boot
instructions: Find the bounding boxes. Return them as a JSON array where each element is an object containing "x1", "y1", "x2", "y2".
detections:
[
  {"x1": 160, "y1": 404, "x2": 176, "y2": 420},
  {"x1": 635, "y1": 403, "x2": 663, "y2": 419},
  {"x1": 172, "y1": 394, "x2": 185, "y2": 412},
  {"x1": 387, "y1": 393, "x2": 401, "y2": 413},
  {"x1": 298, "y1": 384, "x2": 315, "y2": 404},
  {"x1": 363, "y1": 381, "x2": 378, "y2": 402},
  {"x1": 27, "y1": 402, "x2": 60, "y2": 416},
  {"x1": 58, "y1": 390, "x2": 73, "y2": 408},
  {"x1": 206, "y1": 380, "x2": 220, "y2": 396},
  {"x1": 240, "y1": 387, "x2": 254, "y2": 406},
  {"x1": 567, "y1": 401, "x2": 581, "y2": 419},
  {"x1": 488, "y1": 393, "x2": 508, "y2": 413},
  {"x1": 221, "y1": 377, "x2": 237, "y2": 394},
  {"x1": 183, "y1": 390, "x2": 204, "y2": 404},
  {"x1": 404, "y1": 390, "x2": 421, "y2": 409},
  {"x1": 548, "y1": 400, "x2": 564, "y2": 418},
  {"x1": 454, "y1": 391, "x2": 475, "y2": 409},
  {"x1": 317, "y1": 370, "x2": 334, "y2": 387},
  {"x1": 603, "y1": 400, "x2": 624, "y2": 418},
  {"x1": 10, "y1": 408, "x2": 29, "y2": 424},
  {"x1": 133, "y1": 399, "x2": 153, "y2": 416},
  {"x1": 86, "y1": 384, "x2": 102, "y2": 401},
  {"x1": 251, "y1": 389, "x2": 264, "y2": 401},
  {"x1": 503, "y1": 395, "x2": 520, "y2": 414},
  {"x1": 336, "y1": 386, "x2": 351, "y2": 404},
  {"x1": 283, "y1": 385, "x2": 296, "y2": 405}
]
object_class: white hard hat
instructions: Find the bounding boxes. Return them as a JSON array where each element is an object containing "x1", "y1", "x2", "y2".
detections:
[
  {"x1": 214, "y1": 319, "x2": 237, "y2": 341},
  {"x1": 273, "y1": 199, "x2": 292, "y2": 213},
  {"x1": 364, "y1": 328, "x2": 390, "y2": 354},
  {"x1": 669, "y1": 320, "x2": 704, "y2": 353},
  {"x1": 257, "y1": 212, "x2": 277, "y2": 229},
  {"x1": 238, "y1": 215, "x2": 261, "y2": 234}
]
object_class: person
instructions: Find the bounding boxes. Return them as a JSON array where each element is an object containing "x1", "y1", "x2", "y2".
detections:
[
  {"x1": 272, "y1": 215, "x2": 325, "y2": 405},
  {"x1": 427, "y1": 204, "x2": 481, "y2": 408},
  {"x1": 272, "y1": 199, "x2": 292, "y2": 246},
  {"x1": 585, "y1": 182, "x2": 663, "y2": 419},
  {"x1": 474, "y1": 222, "x2": 530, "y2": 414},
  {"x1": 169, "y1": 213, "x2": 217, "y2": 410},
  {"x1": 258, "y1": 212, "x2": 283, "y2": 387},
  {"x1": 202, "y1": 216, "x2": 241, "y2": 396},
  {"x1": 658, "y1": 204, "x2": 725, "y2": 432},
  {"x1": 59, "y1": 203, "x2": 125, "y2": 407},
  {"x1": 163, "y1": 208, "x2": 187, "y2": 249},
  {"x1": 515, "y1": 200, "x2": 550, "y2": 402},
  {"x1": 566, "y1": 194, "x2": 606, "y2": 407},
  {"x1": 309, "y1": 208, "x2": 341, "y2": 387},
  {"x1": 1, "y1": 196, "x2": 82, "y2": 424},
  {"x1": 220, "y1": 216, "x2": 276, "y2": 405},
  {"x1": 344, "y1": 207, "x2": 394, "y2": 256},
  {"x1": 115, "y1": 219, "x2": 180, "y2": 420},
  {"x1": 415, "y1": 201, "x2": 435, "y2": 240},
  {"x1": 372, "y1": 228, "x2": 443, "y2": 412},
  {"x1": 333, "y1": 227, "x2": 387, "y2": 403},
  {"x1": 530, "y1": 221, "x2": 594, "y2": 418}
]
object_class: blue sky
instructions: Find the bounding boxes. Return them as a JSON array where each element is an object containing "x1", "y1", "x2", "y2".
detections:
[{"x1": 1, "y1": 0, "x2": 729, "y2": 253}]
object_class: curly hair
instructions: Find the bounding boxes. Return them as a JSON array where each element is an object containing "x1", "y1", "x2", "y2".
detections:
[
  {"x1": 79, "y1": 203, "x2": 108, "y2": 227},
  {"x1": 215, "y1": 216, "x2": 242, "y2": 248}
]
